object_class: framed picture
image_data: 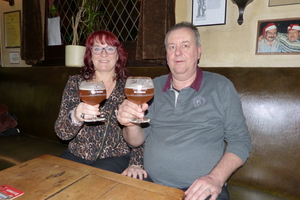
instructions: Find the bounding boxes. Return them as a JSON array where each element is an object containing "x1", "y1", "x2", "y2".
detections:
[
  {"x1": 9, "y1": 52, "x2": 20, "y2": 64},
  {"x1": 192, "y1": 0, "x2": 227, "y2": 26},
  {"x1": 269, "y1": 0, "x2": 300, "y2": 6},
  {"x1": 3, "y1": 10, "x2": 21, "y2": 48},
  {"x1": 256, "y1": 18, "x2": 300, "y2": 55}
]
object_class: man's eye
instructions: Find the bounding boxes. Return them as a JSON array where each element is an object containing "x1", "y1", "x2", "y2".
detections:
[
  {"x1": 182, "y1": 44, "x2": 189, "y2": 48},
  {"x1": 169, "y1": 46, "x2": 175, "y2": 50}
]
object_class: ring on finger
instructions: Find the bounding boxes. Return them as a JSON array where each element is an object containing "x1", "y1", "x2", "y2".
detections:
[
  {"x1": 206, "y1": 188, "x2": 211, "y2": 195},
  {"x1": 80, "y1": 113, "x2": 85, "y2": 119}
]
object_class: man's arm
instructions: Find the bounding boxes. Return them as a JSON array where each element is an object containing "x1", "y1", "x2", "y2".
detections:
[
  {"x1": 117, "y1": 99, "x2": 147, "y2": 147},
  {"x1": 185, "y1": 152, "x2": 243, "y2": 200},
  {"x1": 209, "y1": 152, "x2": 243, "y2": 187},
  {"x1": 122, "y1": 125, "x2": 145, "y2": 147}
]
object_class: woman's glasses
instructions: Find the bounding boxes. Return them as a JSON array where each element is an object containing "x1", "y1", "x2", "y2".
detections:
[{"x1": 91, "y1": 45, "x2": 117, "y2": 55}]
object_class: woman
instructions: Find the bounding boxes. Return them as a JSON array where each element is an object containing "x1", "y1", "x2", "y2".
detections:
[{"x1": 55, "y1": 31, "x2": 146, "y2": 179}]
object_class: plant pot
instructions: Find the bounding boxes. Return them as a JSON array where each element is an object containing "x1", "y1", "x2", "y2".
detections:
[{"x1": 65, "y1": 45, "x2": 86, "y2": 67}]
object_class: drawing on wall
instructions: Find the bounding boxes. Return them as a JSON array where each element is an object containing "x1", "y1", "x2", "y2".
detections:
[
  {"x1": 256, "y1": 18, "x2": 300, "y2": 55},
  {"x1": 192, "y1": 0, "x2": 227, "y2": 26}
]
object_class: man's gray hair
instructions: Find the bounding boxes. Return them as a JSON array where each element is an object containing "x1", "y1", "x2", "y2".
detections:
[{"x1": 164, "y1": 21, "x2": 201, "y2": 47}]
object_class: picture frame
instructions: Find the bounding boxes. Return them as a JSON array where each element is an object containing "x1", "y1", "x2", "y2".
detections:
[
  {"x1": 4, "y1": 10, "x2": 21, "y2": 48},
  {"x1": 9, "y1": 52, "x2": 20, "y2": 64},
  {"x1": 269, "y1": 0, "x2": 300, "y2": 7},
  {"x1": 256, "y1": 18, "x2": 300, "y2": 55},
  {"x1": 192, "y1": 0, "x2": 227, "y2": 27}
]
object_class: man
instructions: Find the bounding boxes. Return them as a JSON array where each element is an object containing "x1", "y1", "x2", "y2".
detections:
[
  {"x1": 287, "y1": 24, "x2": 300, "y2": 42},
  {"x1": 278, "y1": 24, "x2": 300, "y2": 52},
  {"x1": 257, "y1": 23, "x2": 281, "y2": 53},
  {"x1": 117, "y1": 21, "x2": 251, "y2": 200}
]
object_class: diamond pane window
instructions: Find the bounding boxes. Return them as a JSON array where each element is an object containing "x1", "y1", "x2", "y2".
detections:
[{"x1": 54, "y1": 0, "x2": 141, "y2": 45}]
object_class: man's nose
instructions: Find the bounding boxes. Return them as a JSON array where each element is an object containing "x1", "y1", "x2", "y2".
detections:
[{"x1": 175, "y1": 47, "x2": 182, "y2": 55}]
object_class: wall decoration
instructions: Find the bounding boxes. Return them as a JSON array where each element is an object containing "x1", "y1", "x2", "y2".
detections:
[
  {"x1": 9, "y1": 52, "x2": 20, "y2": 64},
  {"x1": 269, "y1": 0, "x2": 300, "y2": 6},
  {"x1": 4, "y1": 10, "x2": 21, "y2": 48},
  {"x1": 231, "y1": 0, "x2": 254, "y2": 25},
  {"x1": 192, "y1": 0, "x2": 227, "y2": 26},
  {"x1": 256, "y1": 18, "x2": 300, "y2": 55}
]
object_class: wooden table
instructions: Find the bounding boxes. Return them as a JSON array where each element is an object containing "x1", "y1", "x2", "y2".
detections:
[{"x1": 0, "y1": 155, "x2": 185, "y2": 200}]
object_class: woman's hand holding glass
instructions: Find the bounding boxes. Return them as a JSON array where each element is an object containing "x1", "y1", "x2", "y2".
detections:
[
  {"x1": 78, "y1": 81, "x2": 107, "y2": 122},
  {"x1": 74, "y1": 102, "x2": 101, "y2": 122}
]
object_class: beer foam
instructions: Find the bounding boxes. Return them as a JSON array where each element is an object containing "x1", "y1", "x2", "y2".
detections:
[
  {"x1": 79, "y1": 81, "x2": 105, "y2": 90},
  {"x1": 79, "y1": 85, "x2": 105, "y2": 90},
  {"x1": 125, "y1": 86, "x2": 153, "y2": 89}
]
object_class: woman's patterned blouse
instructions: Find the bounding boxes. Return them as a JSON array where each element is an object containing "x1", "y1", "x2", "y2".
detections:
[{"x1": 55, "y1": 75, "x2": 143, "y2": 167}]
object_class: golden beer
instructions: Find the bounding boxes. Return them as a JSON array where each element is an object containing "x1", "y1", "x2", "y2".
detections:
[
  {"x1": 125, "y1": 88, "x2": 154, "y2": 105},
  {"x1": 79, "y1": 89, "x2": 106, "y2": 105},
  {"x1": 125, "y1": 76, "x2": 154, "y2": 123}
]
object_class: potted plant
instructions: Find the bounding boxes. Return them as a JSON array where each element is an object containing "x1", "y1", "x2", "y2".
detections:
[{"x1": 66, "y1": 0, "x2": 104, "y2": 67}]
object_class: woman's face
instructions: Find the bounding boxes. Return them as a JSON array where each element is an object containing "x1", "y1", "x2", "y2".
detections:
[{"x1": 91, "y1": 41, "x2": 118, "y2": 74}]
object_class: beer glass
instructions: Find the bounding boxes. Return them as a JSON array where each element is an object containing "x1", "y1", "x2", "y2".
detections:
[
  {"x1": 125, "y1": 77, "x2": 154, "y2": 123},
  {"x1": 79, "y1": 81, "x2": 106, "y2": 122}
]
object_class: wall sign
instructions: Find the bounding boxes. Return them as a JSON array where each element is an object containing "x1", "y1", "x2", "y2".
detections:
[
  {"x1": 4, "y1": 10, "x2": 21, "y2": 48},
  {"x1": 9, "y1": 52, "x2": 20, "y2": 64}
]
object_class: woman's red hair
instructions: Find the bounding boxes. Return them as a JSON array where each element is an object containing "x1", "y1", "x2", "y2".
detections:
[{"x1": 81, "y1": 30, "x2": 130, "y2": 81}]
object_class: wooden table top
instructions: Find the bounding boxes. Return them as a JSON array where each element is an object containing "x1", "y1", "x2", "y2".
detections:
[{"x1": 0, "y1": 155, "x2": 185, "y2": 200}]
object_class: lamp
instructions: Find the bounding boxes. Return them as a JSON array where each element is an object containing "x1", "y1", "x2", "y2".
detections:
[
  {"x1": 231, "y1": 0, "x2": 254, "y2": 25},
  {"x1": 2, "y1": 0, "x2": 14, "y2": 6}
]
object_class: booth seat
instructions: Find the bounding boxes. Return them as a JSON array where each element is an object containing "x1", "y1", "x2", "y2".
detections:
[{"x1": 0, "y1": 66, "x2": 299, "y2": 200}]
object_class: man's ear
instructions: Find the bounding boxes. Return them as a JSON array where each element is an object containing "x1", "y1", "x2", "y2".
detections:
[{"x1": 198, "y1": 46, "x2": 202, "y2": 60}]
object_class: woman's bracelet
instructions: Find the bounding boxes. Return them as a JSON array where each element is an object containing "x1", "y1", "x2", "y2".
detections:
[{"x1": 69, "y1": 108, "x2": 84, "y2": 126}]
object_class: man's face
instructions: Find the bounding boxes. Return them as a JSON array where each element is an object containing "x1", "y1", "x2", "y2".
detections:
[
  {"x1": 165, "y1": 28, "x2": 202, "y2": 79},
  {"x1": 265, "y1": 29, "x2": 277, "y2": 42},
  {"x1": 287, "y1": 29, "x2": 300, "y2": 42}
]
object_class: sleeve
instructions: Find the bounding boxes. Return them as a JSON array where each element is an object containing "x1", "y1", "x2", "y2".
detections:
[
  {"x1": 128, "y1": 143, "x2": 144, "y2": 168},
  {"x1": 54, "y1": 75, "x2": 84, "y2": 140},
  {"x1": 222, "y1": 80, "x2": 252, "y2": 163}
]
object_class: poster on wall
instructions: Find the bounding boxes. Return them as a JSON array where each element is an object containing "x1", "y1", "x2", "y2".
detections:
[
  {"x1": 192, "y1": 0, "x2": 227, "y2": 26},
  {"x1": 4, "y1": 10, "x2": 21, "y2": 48},
  {"x1": 269, "y1": 0, "x2": 300, "y2": 6},
  {"x1": 256, "y1": 18, "x2": 300, "y2": 55}
]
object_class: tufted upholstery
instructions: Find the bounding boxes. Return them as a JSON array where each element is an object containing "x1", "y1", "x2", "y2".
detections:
[{"x1": 0, "y1": 66, "x2": 299, "y2": 200}]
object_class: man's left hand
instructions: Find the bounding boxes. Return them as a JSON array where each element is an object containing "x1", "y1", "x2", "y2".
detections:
[{"x1": 184, "y1": 174, "x2": 223, "y2": 200}]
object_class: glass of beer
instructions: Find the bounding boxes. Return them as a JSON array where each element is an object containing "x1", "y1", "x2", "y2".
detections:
[
  {"x1": 125, "y1": 76, "x2": 154, "y2": 123},
  {"x1": 78, "y1": 81, "x2": 107, "y2": 122}
]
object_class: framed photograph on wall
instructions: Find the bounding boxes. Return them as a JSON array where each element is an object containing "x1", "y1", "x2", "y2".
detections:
[
  {"x1": 256, "y1": 18, "x2": 300, "y2": 55},
  {"x1": 269, "y1": 0, "x2": 300, "y2": 7},
  {"x1": 192, "y1": 0, "x2": 227, "y2": 26},
  {"x1": 3, "y1": 10, "x2": 21, "y2": 48}
]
